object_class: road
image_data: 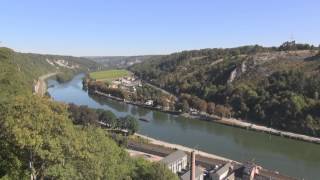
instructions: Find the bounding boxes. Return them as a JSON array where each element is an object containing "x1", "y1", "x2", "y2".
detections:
[
  {"x1": 34, "y1": 72, "x2": 58, "y2": 96},
  {"x1": 144, "y1": 81, "x2": 178, "y2": 100}
]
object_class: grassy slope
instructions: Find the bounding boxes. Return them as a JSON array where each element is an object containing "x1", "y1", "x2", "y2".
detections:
[{"x1": 89, "y1": 69, "x2": 130, "y2": 81}]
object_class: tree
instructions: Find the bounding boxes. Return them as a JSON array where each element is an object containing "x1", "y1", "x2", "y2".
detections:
[
  {"x1": 181, "y1": 99, "x2": 190, "y2": 112},
  {"x1": 207, "y1": 102, "x2": 215, "y2": 114},
  {"x1": 119, "y1": 116, "x2": 139, "y2": 135},
  {"x1": 0, "y1": 96, "x2": 136, "y2": 179},
  {"x1": 97, "y1": 109, "x2": 117, "y2": 128},
  {"x1": 215, "y1": 104, "x2": 232, "y2": 118},
  {"x1": 68, "y1": 103, "x2": 99, "y2": 126},
  {"x1": 131, "y1": 158, "x2": 178, "y2": 180},
  {"x1": 190, "y1": 96, "x2": 207, "y2": 112}
]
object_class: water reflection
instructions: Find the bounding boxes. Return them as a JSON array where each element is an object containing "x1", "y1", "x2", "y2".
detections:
[
  {"x1": 90, "y1": 94, "x2": 129, "y2": 113},
  {"x1": 130, "y1": 106, "x2": 138, "y2": 116}
]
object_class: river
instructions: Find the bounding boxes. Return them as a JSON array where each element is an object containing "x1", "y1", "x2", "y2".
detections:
[{"x1": 47, "y1": 74, "x2": 320, "y2": 180}]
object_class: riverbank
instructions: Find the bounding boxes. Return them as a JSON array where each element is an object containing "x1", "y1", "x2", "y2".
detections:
[
  {"x1": 34, "y1": 72, "x2": 58, "y2": 96},
  {"x1": 131, "y1": 133, "x2": 297, "y2": 180},
  {"x1": 48, "y1": 73, "x2": 320, "y2": 179},
  {"x1": 92, "y1": 90, "x2": 181, "y2": 115},
  {"x1": 135, "y1": 133, "x2": 232, "y2": 162},
  {"x1": 182, "y1": 113, "x2": 320, "y2": 144},
  {"x1": 92, "y1": 88, "x2": 320, "y2": 144}
]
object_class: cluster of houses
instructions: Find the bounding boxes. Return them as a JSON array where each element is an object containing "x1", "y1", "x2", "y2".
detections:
[
  {"x1": 109, "y1": 76, "x2": 142, "y2": 92},
  {"x1": 110, "y1": 77, "x2": 157, "y2": 107},
  {"x1": 101, "y1": 75, "x2": 172, "y2": 110},
  {"x1": 160, "y1": 150, "x2": 261, "y2": 180}
]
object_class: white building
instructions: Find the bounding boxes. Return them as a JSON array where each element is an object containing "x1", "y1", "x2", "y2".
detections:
[
  {"x1": 161, "y1": 150, "x2": 188, "y2": 174},
  {"x1": 210, "y1": 162, "x2": 233, "y2": 180},
  {"x1": 145, "y1": 100, "x2": 154, "y2": 106},
  {"x1": 180, "y1": 166, "x2": 204, "y2": 180}
]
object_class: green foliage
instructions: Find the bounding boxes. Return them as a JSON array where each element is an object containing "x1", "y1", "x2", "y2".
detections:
[
  {"x1": 214, "y1": 71, "x2": 320, "y2": 136},
  {"x1": 88, "y1": 80, "x2": 130, "y2": 99},
  {"x1": 87, "y1": 76, "x2": 176, "y2": 110},
  {"x1": 118, "y1": 116, "x2": 139, "y2": 135},
  {"x1": 0, "y1": 47, "x2": 177, "y2": 180},
  {"x1": 0, "y1": 96, "x2": 134, "y2": 179},
  {"x1": 0, "y1": 47, "x2": 101, "y2": 101},
  {"x1": 130, "y1": 44, "x2": 320, "y2": 137},
  {"x1": 96, "y1": 108, "x2": 118, "y2": 128},
  {"x1": 131, "y1": 158, "x2": 179, "y2": 180},
  {"x1": 68, "y1": 103, "x2": 99, "y2": 126},
  {"x1": 278, "y1": 41, "x2": 316, "y2": 51},
  {"x1": 68, "y1": 104, "x2": 139, "y2": 134}
]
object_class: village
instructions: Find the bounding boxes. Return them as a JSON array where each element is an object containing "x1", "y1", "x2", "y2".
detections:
[
  {"x1": 107, "y1": 75, "x2": 142, "y2": 93},
  {"x1": 88, "y1": 70, "x2": 177, "y2": 113}
]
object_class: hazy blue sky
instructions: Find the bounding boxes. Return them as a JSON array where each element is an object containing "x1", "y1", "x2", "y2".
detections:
[{"x1": 0, "y1": 0, "x2": 319, "y2": 56}]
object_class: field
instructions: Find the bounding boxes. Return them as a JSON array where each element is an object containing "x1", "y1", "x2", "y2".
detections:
[{"x1": 89, "y1": 69, "x2": 130, "y2": 81}]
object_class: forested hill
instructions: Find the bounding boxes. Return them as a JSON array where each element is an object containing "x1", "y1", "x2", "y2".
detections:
[
  {"x1": 87, "y1": 55, "x2": 160, "y2": 69},
  {"x1": 129, "y1": 42, "x2": 320, "y2": 137},
  {"x1": 0, "y1": 47, "x2": 177, "y2": 180},
  {"x1": 0, "y1": 47, "x2": 102, "y2": 100}
]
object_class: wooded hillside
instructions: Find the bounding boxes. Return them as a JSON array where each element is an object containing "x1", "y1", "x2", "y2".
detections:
[
  {"x1": 0, "y1": 47, "x2": 177, "y2": 180},
  {"x1": 129, "y1": 42, "x2": 320, "y2": 137}
]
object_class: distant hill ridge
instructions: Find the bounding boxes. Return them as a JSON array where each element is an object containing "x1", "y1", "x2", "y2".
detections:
[{"x1": 86, "y1": 55, "x2": 161, "y2": 69}]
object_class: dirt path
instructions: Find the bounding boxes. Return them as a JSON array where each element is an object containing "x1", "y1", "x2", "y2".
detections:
[
  {"x1": 210, "y1": 58, "x2": 224, "y2": 66},
  {"x1": 126, "y1": 149, "x2": 162, "y2": 162},
  {"x1": 144, "y1": 82, "x2": 178, "y2": 100}
]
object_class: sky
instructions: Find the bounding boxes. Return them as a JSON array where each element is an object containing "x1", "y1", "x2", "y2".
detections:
[{"x1": 0, "y1": 0, "x2": 319, "y2": 56}]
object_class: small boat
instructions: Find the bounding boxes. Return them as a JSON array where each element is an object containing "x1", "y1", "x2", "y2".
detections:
[{"x1": 138, "y1": 118, "x2": 150, "y2": 122}]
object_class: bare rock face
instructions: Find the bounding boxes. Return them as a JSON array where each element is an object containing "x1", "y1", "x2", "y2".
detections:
[
  {"x1": 227, "y1": 68, "x2": 237, "y2": 83},
  {"x1": 227, "y1": 61, "x2": 247, "y2": 83},
  {"x1": 227, "y1": 50, "x2": 316, "y2": 84}
]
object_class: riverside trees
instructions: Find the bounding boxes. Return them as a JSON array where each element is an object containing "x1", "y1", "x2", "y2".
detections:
[{"x1": 68, "y1": 103, "x2": 139, "y2": 135}]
